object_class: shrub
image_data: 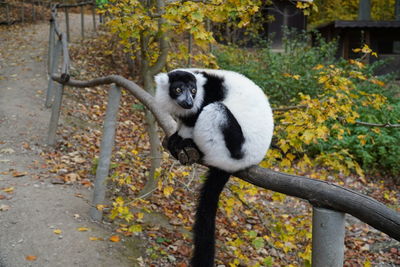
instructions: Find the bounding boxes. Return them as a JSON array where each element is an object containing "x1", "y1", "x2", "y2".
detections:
[
  {"x1": 215, "y1": 33, "x2": 400, "y2": 178},
  {"x1": 215, "y1": 31, "x2": 337, "y2": 105}
]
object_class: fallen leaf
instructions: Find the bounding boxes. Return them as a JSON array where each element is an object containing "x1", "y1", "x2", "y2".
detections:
[
  {"x1": 72, "y1": 156, "x2": 86, "y2": 164},
  {"x1": 0, "y1": 148, "x2": 15, "y2": 154},
  {"x1": 50, "y1": 178, "x2": 65, "y2": 184},
  {"x1": 0, "y1": 195, "x2": 5, "y2": 199},
  {"x1": 12, "y1": 171, "x2": 28, "y2": 177},
  {"x1": 77, "y1": 227, "x2": 90, "y2": 232},
  {"x1": 65, "y1": 173, "x2": 80, "y2": 182},
  {"x1": 22, "y1": 142, "x2": 31, "y2": 150},
  {"x1": 163, "y1": 186, "x2": 174, "y2": 197},
  {"x1": 81, "y1": 179, "x2": 92, "y2": 187},
  {"x1": 0, "y1": 204, "x2": 10, "y2": 211},
  {"x1": 53, "y1": 229, "x2": 62, "y2": 235},
  {"x1": 25, "y1": 255, "x2": 37, "y2": 261},
  {"x1": 109, "y1": 235, "x2": 120, "y2": 242},
  {"x1": 96, "y1": 204, "x2": 106, "y2": 211},
  {"x1": 89, "y1": 236, "x2": 104, "y2": 241},
  {"x1": 2, "y1": 187, "x2": 14, "y2": 193}
]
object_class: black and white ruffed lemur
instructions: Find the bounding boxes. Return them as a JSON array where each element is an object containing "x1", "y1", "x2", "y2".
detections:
[{"x1": 155, "y1": 69, "x2": 274, "y2": 267}]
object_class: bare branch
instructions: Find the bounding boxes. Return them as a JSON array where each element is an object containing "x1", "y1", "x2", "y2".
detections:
[
  {"x1": 351, "y1": 120, "x2": 400, "y2": 128},
  {"x1": 272, "y1": 105, "x2": 307, "y2": 112}
]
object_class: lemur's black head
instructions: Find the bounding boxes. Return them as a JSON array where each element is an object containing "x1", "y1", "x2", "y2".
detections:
[{"x1": 167, "y1": 70, "x2": 197, "y2": 109}]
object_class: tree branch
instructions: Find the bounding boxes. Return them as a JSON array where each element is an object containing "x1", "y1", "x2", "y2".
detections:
[
  {"x1": 149, "y1": 0, "x2": 169, "y2": 76},
  {"x1": 51, "y1": 75, "x2": 400, "y2": 242},
  {"x1": 348, "y1": 120, "x2": 400, "y2": 128},
  {"x1": 272, "y1": 105, "x2": 307, "y2": 112},
  {"x1": 51, "y1": 74, "x2": 176, "y2": 136}
]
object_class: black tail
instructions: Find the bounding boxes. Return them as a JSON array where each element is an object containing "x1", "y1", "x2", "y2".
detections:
[{"x1": 191, "y1": 167, "x2": 230, "y2": 267}]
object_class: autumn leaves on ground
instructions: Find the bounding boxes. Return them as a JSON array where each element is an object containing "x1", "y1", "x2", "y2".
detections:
[{"x1": 0, "y1": 10, "x2": 399, "y2": 267}]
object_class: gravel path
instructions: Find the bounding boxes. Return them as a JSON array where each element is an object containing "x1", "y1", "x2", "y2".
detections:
[{"x1": 0, "y1": 14, "x2": 134, "y2": 267}]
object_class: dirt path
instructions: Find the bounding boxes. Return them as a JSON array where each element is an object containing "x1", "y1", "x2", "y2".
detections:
[{"x1": 0, "y1": 15, "x2": 135, "y2": 267}]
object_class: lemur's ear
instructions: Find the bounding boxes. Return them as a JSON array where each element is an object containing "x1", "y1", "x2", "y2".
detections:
[{"x1": 154, "y1": 73, "x2": 169, "y2": 88}]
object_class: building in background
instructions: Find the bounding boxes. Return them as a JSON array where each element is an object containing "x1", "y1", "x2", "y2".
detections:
[
  {"x1": 264, "y1": 0, "x2": 310, "y2": 50},
  {"x1": 314, "y1": 0, "x2": 400, "y2": 76}
]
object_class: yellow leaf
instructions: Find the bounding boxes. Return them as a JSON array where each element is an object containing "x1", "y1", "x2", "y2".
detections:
[
  {"x1": 96, "y1": 204, "x2": 107, "y2": 211},
  {"x1": 77, "y1": 227, "x2": 90, "y2": 232},
  {"x1": 361, "y1": 44, "x2": 372, "y2": 53},
  {"x1": 89, "y1": 236, "x2": 104, "y2": 241},
  {"x1": 128, "y1": 224, "x2": 142, "y2": 233},
  {"x1": 136, "y1": 212, "x2": 144, "y2": 220},
  {"x1": 2, "y1": 187, "x2": 14, "y2": 193},
  {"x1": 25, "y1": 255, "x2": 37, "y2": 261},
  {"x1": 313, "y1": 64, "x2": 324, "y2": 70},
  {"x1": 163, "y1": 186, "x2": 174, "y2": 197},
  {"x1": 352, "y1": 48, "x2": 361, "y2": 53},
  {"x1": 370, "y1": 79, "x2": 385, "y2": 87},
  {"x1": 53, "y1": 229, "x2": 62, "y2": 235},
  {"x1": 109, "y1": 235, "x2": 120, "y2": 242}
]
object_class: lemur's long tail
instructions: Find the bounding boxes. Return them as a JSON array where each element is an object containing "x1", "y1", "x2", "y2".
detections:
[{"x1": 191, "y1": 167, "x2": 231, "y2": 267}]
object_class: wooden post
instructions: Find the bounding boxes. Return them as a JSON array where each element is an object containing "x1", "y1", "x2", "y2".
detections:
[
  {"x1": 47, "y1": 82, "x2": 64, "y2": 145},
  {"x1": 89, "y1": 85, "x2": 121, "y2": 221},
  {"x1": 47, "y1": 18, "x2": 55, "y2": 74},
  {"x1": 65, "y1": 7, "x2": 70, "y2": 42},
  {"x1": 92, "y1": 1, "x2": 97, "y2": 32},
  {"x1": 312, "y1": 207, "x2": 345, "y2": 267},
  {"x1": 80, "y1": 5, "x2": 85, "y2": 40},
  {"x1": 46, "y1": 37, "x2": 62, "y2": 107},
  {"x1": 5, "y1": 3, "x2": 10, "y2": 25},
  {"x1": 32, "y1": 1, "x2": 36, "y2": 21},
  {"x1": 21, "y1": 0, "x2": 25, "y2": 23}
]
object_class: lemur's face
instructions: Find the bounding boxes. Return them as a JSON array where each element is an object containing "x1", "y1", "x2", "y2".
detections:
[{"x1": 168, "y1": 71, "x2": 197, "y2": 109}]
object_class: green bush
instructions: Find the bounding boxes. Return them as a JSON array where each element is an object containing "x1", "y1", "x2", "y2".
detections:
[
  {"x1": 310, "y1": 101, "x2": 400, "y2": 177},
  {"x1": 215, "y1": 32, "x2": 400, "y2": 177},
  {"x1": 215, "y1": 31, "x2": 337, "y2": 105}
]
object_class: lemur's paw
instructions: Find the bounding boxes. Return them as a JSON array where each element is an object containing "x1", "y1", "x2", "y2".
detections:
[{"x1": 178, "y1": 146, "x2": 201, "y2": 165}]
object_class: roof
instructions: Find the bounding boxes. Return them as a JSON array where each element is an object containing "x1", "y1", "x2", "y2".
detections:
[{"x1": 315, "y1": 20, "x2": 400, "y2": 31}]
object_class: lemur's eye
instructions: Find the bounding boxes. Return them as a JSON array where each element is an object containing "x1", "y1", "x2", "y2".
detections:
[
  {"x1": 191, "y1": 88, "x2": 197, "y2": 94},
  {"x1": 175, "y1": 88, "x2": 182, "y2": 93}
]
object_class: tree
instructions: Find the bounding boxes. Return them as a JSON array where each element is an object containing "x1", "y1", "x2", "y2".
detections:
[
  {"x1": 103, "y1": 0, "x2": 262, "y2": 195},
  {"x1": 309, "y1": 0, "x2": 398, "y2": 26}
]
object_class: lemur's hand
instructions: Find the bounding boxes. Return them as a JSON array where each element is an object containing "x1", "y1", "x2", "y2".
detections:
[
  {"x1": 178, "y1": 139, "x2": 202, "y2": 165},
  {"x1": 167, "y1": 133, "x2": 202, "y2": 165}
]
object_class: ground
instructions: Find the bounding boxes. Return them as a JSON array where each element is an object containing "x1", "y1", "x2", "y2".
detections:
[{"x1": 0, "y1": 15, "x2": 137, "y2": 267}]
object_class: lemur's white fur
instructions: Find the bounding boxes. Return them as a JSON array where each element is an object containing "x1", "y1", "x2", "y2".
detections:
[{"x1": 155, "y1": 69, "x2": 274, "y2": 173}]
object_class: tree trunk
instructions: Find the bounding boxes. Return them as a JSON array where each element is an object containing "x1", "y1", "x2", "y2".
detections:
[{"x1": 138, "y1": 70, "x2": 162, "y2": 197}]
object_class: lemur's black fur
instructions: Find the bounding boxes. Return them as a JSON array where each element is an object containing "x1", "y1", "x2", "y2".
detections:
[
  {"x1": 166, "y1": 71, "x2": 244, "y2": 267},
  {"x1": 156, "y1": 69, "x2": 273, "y2": 267}
]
